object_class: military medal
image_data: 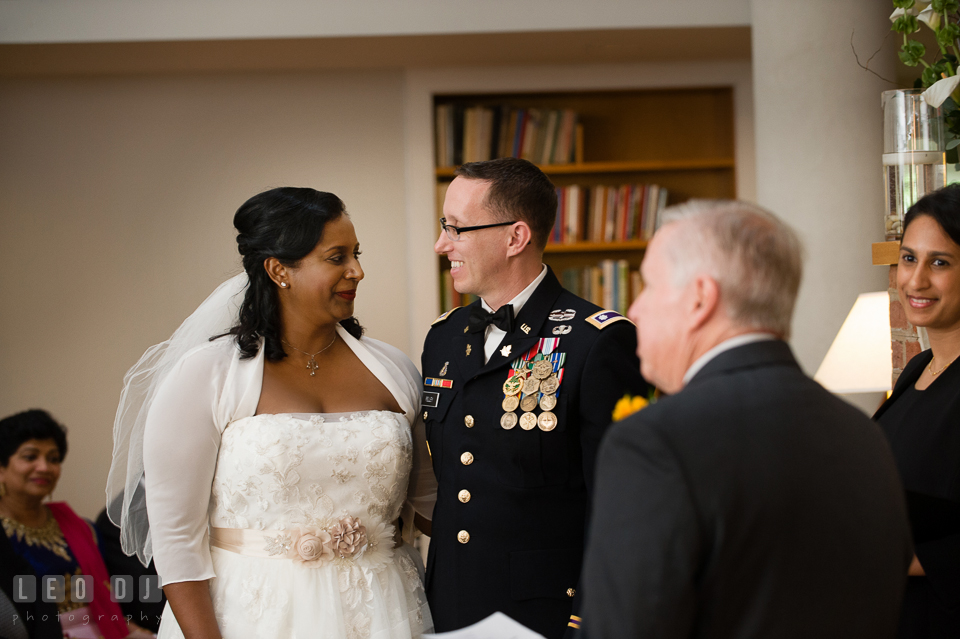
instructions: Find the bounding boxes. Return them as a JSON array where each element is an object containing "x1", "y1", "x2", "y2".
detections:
[
  {"x1": 532, "y1": 360, "x2": 553, "y2": 380},
  {"x1": 500, "y1": 412, "x2": 518, "y2": 430},
  {"x1": 519, "y1": 412, "x2": 538, "y2": 430},
  {"x1": 503, "y1": 373, "x2": 524, "y2": 396},
  {"x1": 539, "y1": 394, "x2": 557, "y2": 411},
  {"x1": 540, "y1": 374, "x2": 560, "y2": 395},
  {"x1": 538, "y1": 411, "x2": 558, "y2": 431},
  {"x1": 502, "y1": 395, "x2": 520, "y2": 412},
  {"x1": 522, "y1": 376, "x2": 541, "y2": 395},
  {"x1": 520, "y1": 394, "x2": 538, "y2": 412}
]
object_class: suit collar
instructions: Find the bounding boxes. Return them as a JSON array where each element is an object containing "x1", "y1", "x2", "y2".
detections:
[
  {"x1": 682, "y1": 333, "x2": 778, "y2": 385},
  {"x1": 685, "y1": 339, "x2": 799, "y2": 387}
]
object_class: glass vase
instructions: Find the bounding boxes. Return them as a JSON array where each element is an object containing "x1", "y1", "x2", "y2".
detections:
[{"x1": 883, "y1": 88, "x2": 946, "y2": 241}]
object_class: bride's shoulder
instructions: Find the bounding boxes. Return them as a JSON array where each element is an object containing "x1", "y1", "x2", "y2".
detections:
[
  {"x1": 175, "y1": 335, "x2": 244, "y2": 373},
  {"x1": 359, "y1": 335, "x2": 418, "y2": 375}
]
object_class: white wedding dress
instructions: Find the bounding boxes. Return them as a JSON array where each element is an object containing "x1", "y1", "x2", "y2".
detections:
[{"x1": 157, "y1": 410, "x2": 432, "y2": 639}]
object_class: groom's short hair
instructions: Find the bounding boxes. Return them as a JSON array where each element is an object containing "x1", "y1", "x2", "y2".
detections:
[{"x1": 455, "y1": 157, "x2": 557, "y2": 250}]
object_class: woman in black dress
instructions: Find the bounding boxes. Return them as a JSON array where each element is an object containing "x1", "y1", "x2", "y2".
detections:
[{"x1": 875, "y1": 183, "x2": 960, "y2": 639}]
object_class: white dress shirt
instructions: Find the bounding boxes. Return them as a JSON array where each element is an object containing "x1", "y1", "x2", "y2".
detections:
[{"x1": 480, "y1": 265, "x2": 548, "y2": 363}]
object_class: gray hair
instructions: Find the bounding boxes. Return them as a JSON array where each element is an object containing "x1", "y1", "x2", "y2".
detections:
[{"x1": 658, "y1": 200, "x2": 803, "y2": 338}]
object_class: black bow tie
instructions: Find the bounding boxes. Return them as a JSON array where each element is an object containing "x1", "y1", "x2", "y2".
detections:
[{"x1": 468, "y1": 304, "x2": 516, "y2": 334}]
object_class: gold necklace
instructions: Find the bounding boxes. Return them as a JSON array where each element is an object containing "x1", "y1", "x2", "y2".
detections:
[
  {"x1": 928, "y1": 354, "x2": 957, "y2": 377},
  {"x1": 282, "y1": 333, "x2": 337, "y2": 376},
  {"x1": 1, "y1": 511, "x2": 72, "y2": 561}
]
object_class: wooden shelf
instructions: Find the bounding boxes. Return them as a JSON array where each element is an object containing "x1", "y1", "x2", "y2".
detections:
[
  {"x1": 872, "y1": 241, "x2": 900, "y2": 266},
  {"x1": 545, "y1": 240, "x2": 648, "y2": 253},
  {"x1": 433, "y1": 88, "x2": 735, "y2": 313},
  {"x1": 435, "y1": 157, "x2": 735, "y2": 178}
]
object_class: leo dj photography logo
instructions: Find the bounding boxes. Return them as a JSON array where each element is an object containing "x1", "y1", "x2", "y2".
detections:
[
  {"x1": 13, "y1": 574, "x2": 162, "y2": 605},
  {"x1": 10, "y1": 574, "x2": 164, "y2": 628}
]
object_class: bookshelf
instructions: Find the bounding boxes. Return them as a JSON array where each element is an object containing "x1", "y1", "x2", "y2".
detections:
[{"x1": 433, "y1": 87, "x2": 736, "y2": 314}]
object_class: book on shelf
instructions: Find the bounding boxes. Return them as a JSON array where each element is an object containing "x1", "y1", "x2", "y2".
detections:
[
  {"x1": 549, "y1": 183, "x2": 669, "y2": 245},
  {"x1": 560, "y1": 260, "x2": 641, "y2": 316},
  {"x1": 435, "y1": 104, "x2": 578, "y2": 167}
]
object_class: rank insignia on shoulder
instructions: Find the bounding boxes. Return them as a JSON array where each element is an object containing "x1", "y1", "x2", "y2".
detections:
[
  {"x1": 586, "y1": 310, "x2": 633, "y2": 329},
  {"x1": 432, "y1": 307, "x2": 461, "y2": 325},
  {"x1": 424, "y1": 377, "x2": 453, "y2": 389}
]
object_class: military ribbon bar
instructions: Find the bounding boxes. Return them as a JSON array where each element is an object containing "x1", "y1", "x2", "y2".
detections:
[{"x1": 424, "y1": 377, "x2": 454, "y2": 389}]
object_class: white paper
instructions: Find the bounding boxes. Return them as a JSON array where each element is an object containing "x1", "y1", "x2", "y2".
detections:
[{"x1": 424, "y1": 612, "x2": 547, "y2": 639}]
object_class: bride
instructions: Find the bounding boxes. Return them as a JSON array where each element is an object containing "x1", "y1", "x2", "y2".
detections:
[{"x1": 107, "y1": 187, "x2": 436, "y2": 639}]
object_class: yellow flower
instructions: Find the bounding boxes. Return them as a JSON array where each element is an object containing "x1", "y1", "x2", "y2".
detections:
[{"x1": 612, "y1": 394, "x2": 649, "y2": 421}]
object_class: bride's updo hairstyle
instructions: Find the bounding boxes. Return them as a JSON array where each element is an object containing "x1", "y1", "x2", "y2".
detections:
[{"x1": 225, "y1": 186, "x2": 364, "y2": 361}]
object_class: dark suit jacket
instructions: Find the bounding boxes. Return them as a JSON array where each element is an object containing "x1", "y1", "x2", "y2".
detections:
[
  {"x1": 422, "y1": 267, "x2": 649, "y2": 638},
  {"x1": 581, "y1": 339, "x2": 913, "y2": 639}
]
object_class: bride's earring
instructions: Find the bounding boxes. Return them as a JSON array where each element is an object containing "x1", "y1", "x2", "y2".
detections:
[{"x1": 280, "y1": 282, "x2": 288, "y2": 288}]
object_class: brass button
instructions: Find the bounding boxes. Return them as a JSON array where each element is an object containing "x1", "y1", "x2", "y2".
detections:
[
  {"x1": 567, "y1": 588, "x2": 576, "y2": 597},
  {"x1": 464, "y1": 415, "x2": 475, "y2": 428},
  {"x1": 458, "y1": 489, "x2": 471, "y2": 503},
  {"x1": 458, "y1": 530, "x2": 470, "y2": 544},
  {"x1": 460, "y1": 452, "x2": 474, "y2": 465},
  {"x1": 423, "y1": 411, "x2": 428, "y2": 421}
]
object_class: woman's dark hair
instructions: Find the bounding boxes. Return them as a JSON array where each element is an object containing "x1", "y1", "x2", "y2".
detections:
[
  {"x1": 903, "y1": 183, "x2": 960, "y2": 247},
  {"x1": 0, "y1": 409, "x2": 68, "y2": 467},
  {"x1": 221, "y1": 187, "x2": 364, "y2": 361}
]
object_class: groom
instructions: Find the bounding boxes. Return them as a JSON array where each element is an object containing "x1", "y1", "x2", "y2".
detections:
[{"x1": 421, "y1": 157, "x2": 648, "y2": 638}]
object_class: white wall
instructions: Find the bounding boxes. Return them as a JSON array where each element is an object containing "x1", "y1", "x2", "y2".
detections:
[
  {"x1": 751, "y1": 0, "x2": 896, "y2": 374},
  {"x1": 0, "y1": 0, "x2": 750, "y2": 43},
  {"x1": 0, "y1": 70, "x2": 409, "y2": 518}
]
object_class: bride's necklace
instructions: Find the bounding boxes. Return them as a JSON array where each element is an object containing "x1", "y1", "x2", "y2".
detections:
[
  {"x1": 282, "y1": 333, "x2": 338, "y2": 376},
  {"x1": 928, "y1": 353, "x2": 958, "y2": 377}
]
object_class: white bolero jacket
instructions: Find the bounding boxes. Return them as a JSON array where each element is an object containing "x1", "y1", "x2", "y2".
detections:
[{"x1": 142, "y1": 324, "x2": 435, "y2": 586}]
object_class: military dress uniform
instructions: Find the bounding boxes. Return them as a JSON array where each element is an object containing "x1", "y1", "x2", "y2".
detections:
[{"x1": 421, "y1": 267, "x2": 648, "y2": 638}]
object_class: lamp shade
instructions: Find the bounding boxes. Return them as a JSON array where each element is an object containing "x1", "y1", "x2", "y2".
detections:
[{"x1": 814, "y1": 292, "x2": 892, "y2": 393}]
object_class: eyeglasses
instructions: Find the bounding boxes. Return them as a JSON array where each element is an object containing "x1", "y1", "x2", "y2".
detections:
[{"x1": 439, "y1": 217, "x2": 518, "y2": 242}]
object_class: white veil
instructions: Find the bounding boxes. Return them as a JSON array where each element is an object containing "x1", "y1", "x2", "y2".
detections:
[{"x1": 106, "y1": 273, "x2": 248, "y2": 565}]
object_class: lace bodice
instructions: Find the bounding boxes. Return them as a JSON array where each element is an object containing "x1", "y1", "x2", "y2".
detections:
[{"x1": 211, "y1": 411, "x2": 413, "y2": 535}]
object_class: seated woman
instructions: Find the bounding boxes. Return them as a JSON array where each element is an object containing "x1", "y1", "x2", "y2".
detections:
[
  {"x1": 0, "y1": 409, "x2": 152, "y2": 639},
  {"x1": 875, "y1": 183, "x2": 960, "y2": 638}
]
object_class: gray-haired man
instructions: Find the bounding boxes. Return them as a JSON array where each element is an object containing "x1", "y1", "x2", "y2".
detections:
[{"x1": 581, "y1": 201, "x2": 912, "y2": 639}]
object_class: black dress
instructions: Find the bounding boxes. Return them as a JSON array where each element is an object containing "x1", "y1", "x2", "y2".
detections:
[{"x1": 875, "y1": 349, "x2": 960, "y2": 639}]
